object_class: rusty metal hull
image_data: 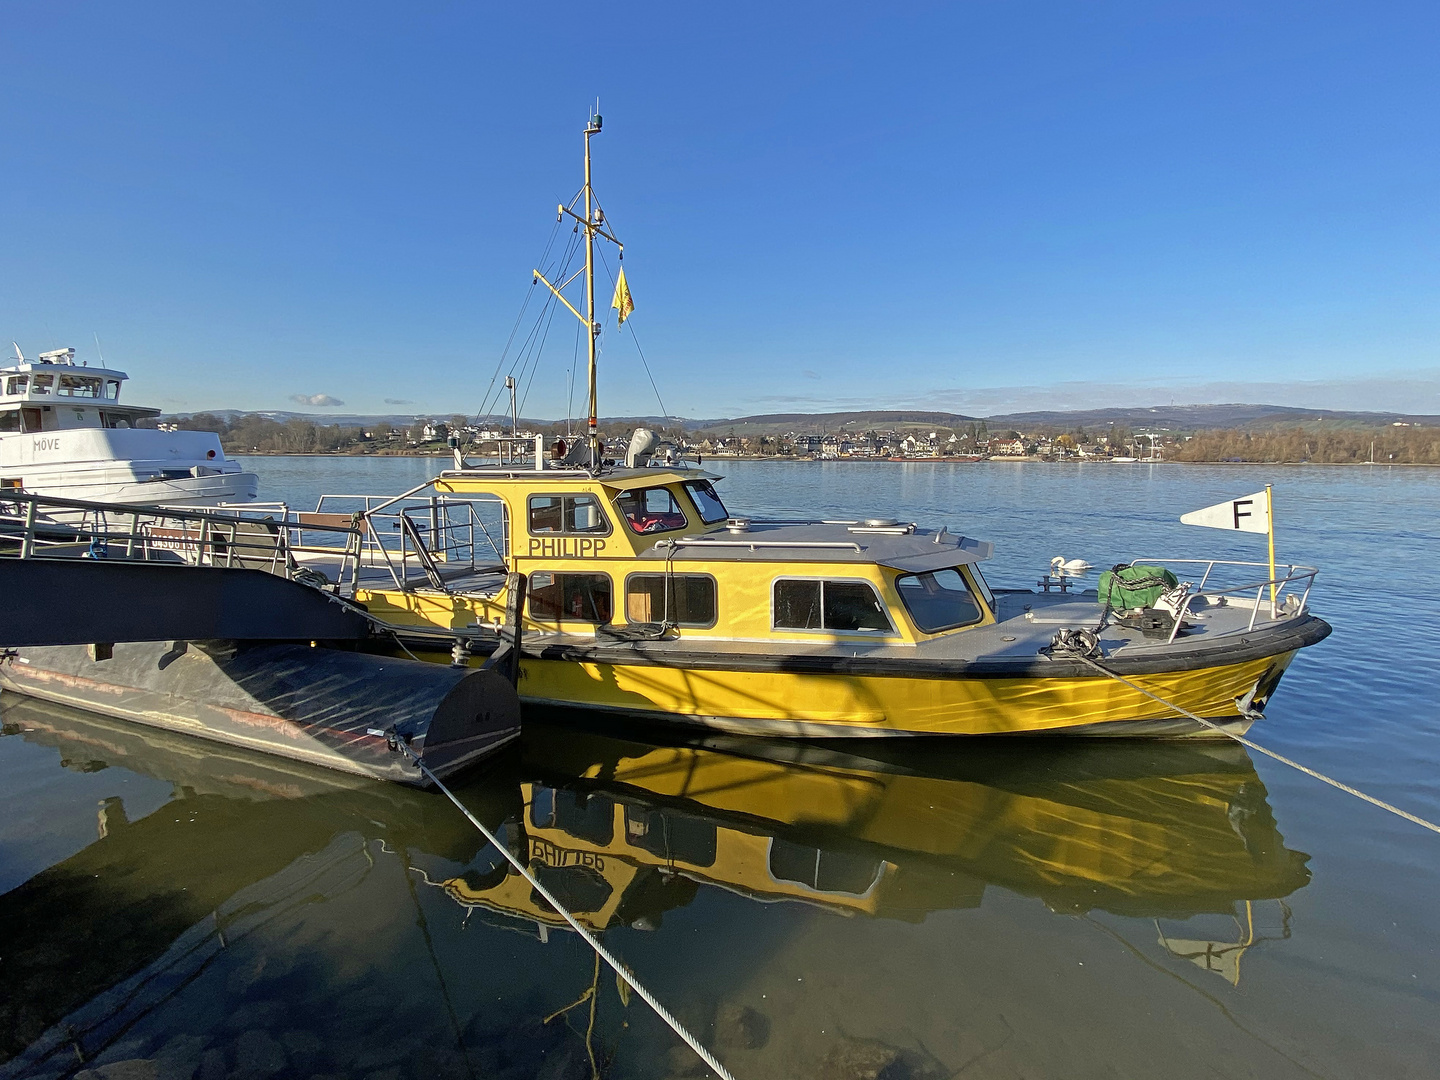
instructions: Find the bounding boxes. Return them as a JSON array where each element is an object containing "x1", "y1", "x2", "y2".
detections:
[{"x1": 0, "y1": 642, "x2": 521, "y2": 785}]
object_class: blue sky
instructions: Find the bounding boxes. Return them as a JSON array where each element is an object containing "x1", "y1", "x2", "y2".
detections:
[{"x1": 3, "y1": 2, "x2": 1438, "y2": 419}]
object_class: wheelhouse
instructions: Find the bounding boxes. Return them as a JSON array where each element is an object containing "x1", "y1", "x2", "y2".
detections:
[
  {"x1": 348, "y1": 463, "x2": 1000, "y2": 646},
  {"x1": 0, "y1": 347, "x2": 158, "y2": 433}
]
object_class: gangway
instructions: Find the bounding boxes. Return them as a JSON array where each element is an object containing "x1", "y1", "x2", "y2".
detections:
[{"x1": 0, "y1": 491, "x2": 526, "y2": 785}]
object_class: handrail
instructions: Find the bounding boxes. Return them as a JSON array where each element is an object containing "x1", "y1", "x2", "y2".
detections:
[
  {"x1": 0, "y1": 491, "x2": 369, "y2": 595},
  {"x1": 0, "y1": 490, "x2": 516, "y2": 620},
  {"x1": 735, "y1": 518, "x2": 865, "y2": 525},
  {"x1": 349, "y1": 478, "x2": 449, "y2": 518},
  {"x1": 0, "y1": 489, "x2": 319, "y2": 530},
  {"x1": 663, "y1": 537, "x2": 864, "y2": 552},
  {"x1": 311, "y1": 491, "x2": 509, "y2": 592},
  {"x1": 1120, "y1": 557, "x2": 1319, "y2": 644}
]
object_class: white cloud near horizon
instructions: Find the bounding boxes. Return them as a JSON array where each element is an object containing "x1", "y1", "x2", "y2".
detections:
[{"x1": 290, "y1": 393, "x2": 345, "y2": 407}]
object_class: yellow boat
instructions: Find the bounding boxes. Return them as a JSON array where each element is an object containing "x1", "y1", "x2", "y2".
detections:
[{"x1": 318, "y1": 113, "x2": 1329, "y2": 737}]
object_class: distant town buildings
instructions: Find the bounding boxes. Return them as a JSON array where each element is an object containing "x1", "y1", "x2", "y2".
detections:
[{"x1": 678, "y1": 424, "x2": 1151, "y2": 460}]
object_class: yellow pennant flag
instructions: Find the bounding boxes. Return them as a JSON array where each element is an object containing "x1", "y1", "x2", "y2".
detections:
[{"x1": 611, "y1": 266, "x2": 634, "y2": 325}]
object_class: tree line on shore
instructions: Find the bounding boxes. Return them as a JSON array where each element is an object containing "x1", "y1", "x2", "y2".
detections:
[
  {"x1": 1167, "y1": 426, "x2": 1440, "y2": 464},
  {"x1": 149, "y1": 412, "x2": 1440, "y2": 463}
]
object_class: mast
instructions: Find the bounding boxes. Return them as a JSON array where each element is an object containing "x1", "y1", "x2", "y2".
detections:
[
  {"x1": 531, "y1": 110, "x2": 622, "y2": 471},
  {"x1": 584, "y1": 112, "x2": 600, "y2": 465}
]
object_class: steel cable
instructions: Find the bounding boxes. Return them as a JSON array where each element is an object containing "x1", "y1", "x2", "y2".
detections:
[
  {"x1": 395, "y1": 742, "x2": 738, "y2": 1080},
  {"x1": 1066, "y1": 651, "x2": 1440, "y2": 837},
  {"x1": 595, "y1": 245, "x2": 669, "y2": 421}
]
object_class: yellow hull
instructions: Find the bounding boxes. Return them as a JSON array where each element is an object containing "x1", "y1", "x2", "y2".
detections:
[{"x1": 515, "y1": 651, "x2": 1294, "y2": 737}]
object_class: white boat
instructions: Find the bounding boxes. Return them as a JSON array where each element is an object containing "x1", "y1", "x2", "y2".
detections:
[{"x1": 0, "y1": 345, "x2": 258, "y2": 506}]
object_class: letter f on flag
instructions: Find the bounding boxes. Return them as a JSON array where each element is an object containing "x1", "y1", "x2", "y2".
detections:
[
  {"x1": 1180, "y1": 489, "x2": 1270, "y2": 534},
  {"x1": 611, "y1": 267, "x2": 634, "y2": 325}
]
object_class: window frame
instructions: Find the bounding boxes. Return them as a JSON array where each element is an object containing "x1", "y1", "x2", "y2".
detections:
[
  {"x1": 527, "y1": 570, "x2": 614, "y2": 624},
  {"x1": 615, "y1": 485, "x2": 691, "y2": 536},
  {"x1": 682, "y1": 479, "x2": 730, "y2": 525},
  {"x1": 623, "y1": 571, "x2": 719, "y2": 629},
  {"x1": 526, "y1": 492, "x2": 613, "y2": 537},
  {"x1": 968, "y1": 565, "x2": 995, "y2": 612},
  {"x1": 770, "y1": 576, "x2": 896, "y2": 636},
  {"x1": 57, "y1": 374, "x2": 102, "y2": 398},
  {"x1": 894, "y1": 566, "x2": 987, "y2": 633},
  {"x1": 765, "y1": 837, "x2": 887, "y2": 898}
]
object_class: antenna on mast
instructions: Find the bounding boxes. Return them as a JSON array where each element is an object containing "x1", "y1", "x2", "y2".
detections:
[{"x1": 531, "y1": 108, "x2": 621, "y2": 471}]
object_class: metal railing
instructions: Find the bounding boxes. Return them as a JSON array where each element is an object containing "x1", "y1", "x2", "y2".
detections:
[
  {"x1": 313, "y1": 492, "x2": 509, "y2": 593},
  {"x1": 0, "y1": 491, "x2": 365, "y2": 591},
  {"x1": 1121, "y1": 558, "x2": 1319, "y2": 644},
  {"x1": 663, "y1": 536, "x2": 865, "y2": 553},
  {"x1": 0, "y1": 489, "x2": 511, "y2": 598}
]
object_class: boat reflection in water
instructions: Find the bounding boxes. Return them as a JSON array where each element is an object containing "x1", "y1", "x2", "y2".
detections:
[
  {"x1": 0, "y1": 699, "x2": 1310, "y2": 1077},
  {"x1": 433, "y1": 718, "x2": 1309, "y2": 950}
]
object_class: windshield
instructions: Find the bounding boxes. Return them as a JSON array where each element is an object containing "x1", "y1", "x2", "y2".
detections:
[
  {"x1": 683, "y1": 479, "x2": 728, "y2": 524},
  {"x1": 895, "y1": 568, "x2": 984, "y2": 632}
]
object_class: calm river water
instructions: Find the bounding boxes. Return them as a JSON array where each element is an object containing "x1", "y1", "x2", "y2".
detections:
[{"x1": 2, "y1": 458, "x2": 1437, "y2": 1079}]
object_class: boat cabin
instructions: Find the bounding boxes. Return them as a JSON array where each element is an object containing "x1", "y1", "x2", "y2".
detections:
[
  {"x1": 353, "y1": 462, "x2": 999, "y2": 647},
  {"x1": 0, "y1": 347, "x2": 158, "y2": 434}
]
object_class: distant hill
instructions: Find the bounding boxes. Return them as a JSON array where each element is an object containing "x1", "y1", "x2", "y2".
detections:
[
  {"x1": 685, "y1": 404, "x2": 1440, "y2": 435},
  {"x1": 170, "y1": 410, "x2": 565, "y2": 430},
  {"x1": 164, "y1": 403, "x2": 1439, "y2": 434},
  {"x1": 980, "y1": 403, "x2": 1440, "y2": 430},
  {"x1": 679, "y1": 410, "x2": 978, "y2": 436}
]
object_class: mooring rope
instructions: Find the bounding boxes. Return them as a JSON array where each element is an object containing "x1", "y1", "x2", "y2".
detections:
[
  {"x1": 394, "y1": 742, "x2": 738, "y2": 1080},
  {"x1": 1066, "y1": 651, "x2": 1440, "y2": 837}
]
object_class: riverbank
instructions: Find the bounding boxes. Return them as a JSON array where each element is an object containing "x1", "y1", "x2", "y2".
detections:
[{"x1": 231, "y1": 449, "x2": 1440, "y2": 467}]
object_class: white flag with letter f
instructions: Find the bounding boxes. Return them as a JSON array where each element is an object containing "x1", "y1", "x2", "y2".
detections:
[{"x1": 1180, "y1": 490, "x2": 1271, "y2": 533}]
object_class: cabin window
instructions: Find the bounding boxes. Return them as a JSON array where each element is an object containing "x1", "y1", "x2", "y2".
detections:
[
  {"x1": 0, "y1": 412, "x2": 18, "y2": 433},
  {"x1": 772, "y1": 578, "x2": 893, "y2": 633},
  {"x1": 528, "y1": 493, "x2": 610, "y2": 535},
  {"x1": 616, "y1": 487, "x2": 688, "y2": 535},
  {"x1": 530, "y1": 787, "x2": 615, "y2": 845},
  {"x1": 5, "y1": 376, "x2": 28, "y2": 395},
  {"x1": 895, "y1": 568, "x2": 985, "y2": 632},
  {"x1": 625, "y1": 573, "x2": 717, "y2": 627},
  {"x1": 104, "y1": 380, "x2": 120, "y2": 399},
  {"x1": 768, "y1": 838, "x2": 883, "y2": 895},
  {"x1": 529, "y1": 571, "x2": 612, "y2": 623},
  {"x1": 57, "y1": 374, "x2": 102, "y2": 398},
  {"x1": 625, "y1": 806, "x2": 718, "y2": 867},
  {"x1": 683, "y1": 479, "x2": 728, "y2": 524},
  {"x1": 31, "y1": 373, "x2": 52, "y2": 394},
  {"x1": 530, "y1": 864, "x2": 612, "y2": 915}
]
